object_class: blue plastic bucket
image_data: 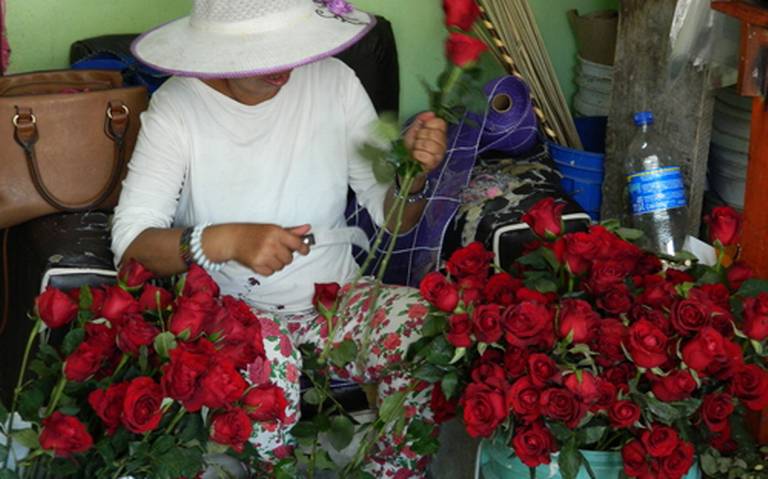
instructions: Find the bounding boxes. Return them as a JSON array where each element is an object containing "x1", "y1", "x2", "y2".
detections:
[
  {"x1": 479, "y1": 443, "x2": 702, "y2": 479},
  {"x1": 574, "y1": 116, "x2": 607, "y2": 154},
  {"x1": 550, "y1": 143, "x2": 604, "y2": 220}
]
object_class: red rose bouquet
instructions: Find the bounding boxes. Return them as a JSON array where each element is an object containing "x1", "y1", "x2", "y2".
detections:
[
  {"x1": 411, "y1": 197, "x2": 768, "y2": 478},
  {"x1": 0, "y1": 263, "x2": 282, "y2": 478}
]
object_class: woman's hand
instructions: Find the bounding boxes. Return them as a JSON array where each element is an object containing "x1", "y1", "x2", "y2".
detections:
[
  {"x1": 403, "y1": 111, "x2": 448, "y2": 181},
  {"x1": 207, "y1": 223, "x2": 311, "y2": 276}
]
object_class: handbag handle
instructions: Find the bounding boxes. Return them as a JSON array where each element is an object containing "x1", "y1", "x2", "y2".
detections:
[{"x1": 11, "y1": 100, "x2": 130, "y2": 212}]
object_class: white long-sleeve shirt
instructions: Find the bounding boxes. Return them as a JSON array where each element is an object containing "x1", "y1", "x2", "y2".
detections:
[{"x1": 111, "y1": 58, "x2": 389, "y2": 312}]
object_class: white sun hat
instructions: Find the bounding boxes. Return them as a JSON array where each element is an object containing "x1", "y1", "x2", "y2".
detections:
[{"x1": 131, "y1": 0, "x2": 375, "y2": 78}]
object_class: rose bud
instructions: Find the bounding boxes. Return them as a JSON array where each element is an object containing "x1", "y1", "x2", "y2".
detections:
[
  {"x1": 117, "y1": 258, "x2": 154, "y2": 289},
  {"x1": 312, "y1": 282, "x2": 342, "y2": 319},
  {"x1": 419, "y1": 272, "x2": 459, "y2": 313},
  {"x1": 706, "y1": 206, "x2": 742, "y2": 246},
  {"x1": 39, "y1": 412, "x2": 93, "y2": 457},
  {"x1": 743, "y1": 293, "x2": 768, "y2": 341},
  {"x1": 243, "y1": 383, "x2": 289, "y2": 423},
  {"x1": 522, "y1": 197, "x2": 566, "y2": 239},
  {"x1": 443, "y1": 0, "x2": 481, "y2": 31},
  {"x1": 210, "y1": 408, "x2": 253, "y2": 453},
  {"x1": 446, "y1": 241, "x2": 494, "y2": 280},
  {"x1": 36, "y1": 287, "x2": 79, "y2": 329},
  {"x1": 445, "y1": 32, "x2": 488, "y2": 68}
]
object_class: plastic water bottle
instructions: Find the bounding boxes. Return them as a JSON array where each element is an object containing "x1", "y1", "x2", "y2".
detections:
[{"x1": 624, "y1": 111, "x2": 689, "y2": 255}]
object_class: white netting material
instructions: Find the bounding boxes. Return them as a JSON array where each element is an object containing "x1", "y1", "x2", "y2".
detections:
[{"x1": 192, "y1": 0, "x2": 305, "y2": 23}]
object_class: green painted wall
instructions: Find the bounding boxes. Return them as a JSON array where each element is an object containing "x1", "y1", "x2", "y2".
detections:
[{"x1": 6, "y1": 0, "x2": 617, "y2": 118}]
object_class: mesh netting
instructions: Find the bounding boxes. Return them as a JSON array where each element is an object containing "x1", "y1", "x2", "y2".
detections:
[{"x1": 192, "y1": 0, "x2": 305, "y2": 22}]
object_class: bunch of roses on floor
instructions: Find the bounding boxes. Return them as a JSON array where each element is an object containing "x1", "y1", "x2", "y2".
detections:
[
  {"x1": 414, "y1": 198, "x2": 768, "y2": 479},
  {"x1": 2, "y1": 262, "x2": 286, "y2": 478}
]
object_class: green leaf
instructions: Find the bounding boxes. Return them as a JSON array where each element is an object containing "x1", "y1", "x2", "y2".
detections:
[
  {"x1": 422, "y1": 314, "x2": 448, "y2": 338},
  {"x1": 313, "y1": 412, "x2": 332, "y2": 432},
  {"x1": 315, "y1": 450, "x2": 337, "y2": 471},
  {"x1": 11, "y1": 428, "x2": 39, "y2": 449},
  {"x1": 291, "y1": 421, "x2": 318, "y2": 439},
  {"x1": 697, "y1": 269, "x2": 723, "y2": 285},
  {"x1": 580, "y1": 426, "x2": 607, "y2": 446},
  {"x1": 558, "y1": 438, "x2": 580, "y2": 479},
  {"x1": 426, "y1": 336, "x2": 454, "y2": 366},
  {"x1": 139, "y1": 345, "x2": 149, "y2": 371},
  {"x1": 548, "y1": 422, "x2": 573, "y2": 443},
  {"x1": 616, "y1": 227, "x2": 645, "y2": 242},
  {"x1": 152, "y1": 435, "x2": 175, "y2": 455},
  {"x1": 303, "y1": 387, "x2": 324, "y2": 406},
  {"x1": 0, "y1": 470, "x2": 20, "y2": 479},
  {"x1": 449, "y1": 347, "x2": 466, "y2": 365},
  {"x1": 533, "y1": 278, "x2": 558, "y2": 294},
  {"x1": 634, "y1": 394, "x2": 680, "y2": 425},
  {"x1": 62, "y1": 328, "x2": 85, "y2": 356},
  {"x1": 17, "y1": 387, "x2": 45, "y2": 419},
  {"x1": 441, "y1": 371, "x2": 459, "y2": 399},
  {"x1": 738, "y1": 279, "x2": 768, "y2": 297},
  {"x1": 379, "y1": 391, "x2": 406, "y2": 424},
  {"x1": 153, "y1": 332, "x2": 177, "y2": 360},
  {"x1": 328, "y1": 415, "x2": 355, "y2": 451},
  {"x1": 329, "y1": 340, "x2": 358, "y2": 368},
  {"x1": 79, "y1": 285, "x2": 94, "y2": 311},
  {"x1": 372, "y1": 156, "x2": 397, "y2": 183},
  {"x1": 413, "y1": 363, "x2": 445, "y2": 383},
  {"x1": 516, "y1": 249, "x2": 551, "y2": 270},
  {"x1": 0, "y1": 400, "x2": 7, "y2": 425}
]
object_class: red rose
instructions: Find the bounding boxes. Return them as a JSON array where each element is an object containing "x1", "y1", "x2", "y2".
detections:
[
  {"x1": 211, "y1": 297, "x2": 266, "y2": 368},
  {"x1": 511, "y1": 421, "x2": 557, "y2": 468},
  {"x1": 743, "y1": 293, "x2": 768, "y2": 341},
  {"x1": 507, "y1": 376, "x2": 541, "y2": 423},
  {"x1": 39, "y1": 412, "x2": 93, "y2": 457},
  {"x1": 731, "y1": 364, "x2": 768, "y2": 410},
  {"x1": 312, "y1": 282, "x2": 341, "y2": 315},
  {"x1": 563, "y1": 371, "x2": 600, "y2": 404},
  {"x1": 665, "y1": 269, "x2": 695, "y2": 285},
  {"x1": 502, "y1": 301, "x2": 554, "y2": 349},
  {"x1": 100, "y1": 285, "x2": 140, "y2": 324},
  {"x1": 471, "y1": 362, "x2": 507, "y2": 390},
  {"x1": 637, "y1": 279, "x2": 678, "y2": 309},
  {"x1": 727, "y1": 261, "x2": 754, "y2": 291},
  {"x1": 504, "y1": 346, "x2": 529, "y2": 380},
  {"x1": 170, "y1": 292, "x2": 213, "y2": 339},
  {"x1": 116, "y1": 313, "x2": 160, "y2": 356},
  {"x1": 446, "y1": 241, "x2": 494, "y2": 280},
  {"x1": 539, "y1": 388, "x2": 585, "y2": 428},
  {"x1": 121, "y1": 376, "x2": 164, "y2": 434},
  {"x1": 691, "y1": 284, "x2": 731, "y2": 310},
  {"x1": 604, "y1": 364, "x2": 636, "y2": 394},
  {"x1": 161, "y1": 344, "x2": 212, "y2": 412},
  {"x1": 591, "y1": 319, "x2": 627, "y2": 367},
  {"x1": 592, "y1": 381, "x2": 617, "y2": 412},
  {"x1": 710, "y1": 424, "x2": 737, "y2": 454},
  {"x1": 210, "y1": 408, "x2": 253, "y2": 453},
  {"x1": 650, "y1": 370, "x2": 697, "y2": 402},
  {"x1": 621, "y1": 440, "x2": 649, "y2": 477},
  {"x1": 472, "y1": 304, "x2": 502, "y2": 343},
  {"x1": 183, "y1": 264, "x2": 220, "y2": 297},
  {"x1": 446, "y1": 313, "x2": 472, "y2": 348},
  {"x1": 138, "y1": 285, "x2": 173, "y2": 313},
  {"x1": 700, "y1": 393, "x2": 734, "y2": 433},
  {"x1": 661, "y1": 440, "x2": 695, "y2": 479},
  {"x1": 608, "y1": 400, "x2": 640, "y2": 428},
  {"x1": 200, "y1": 357, "x2": 248, "y2": 409},
  {"x1": 446, "y1": 32, "x2": 488, "y2": 68},
  {"x1": 461, "y1": 382, "x2": 507, "y2": 437},
  {"x1": 597, "y1": 284, "x2": 633, "y2": 315},
  {"x1": 671, "y1": 299, "x2": 711, "y2": 337},
  {"x1": 558, "y1": 299, "x2": 597, "y2": 343},
  {"x1": 527, "y1": 353, "x2": 559, "y2": 387},
  {"x1": 640, "y1": 424, "x2": 679, "y2": 458},
  {"x1": 84, "y1": 322, "x2": 117, "y2": 353},
  {"x1": 588, "y1": 260, "x2": 628, "y2": 294},
  {"x1": 636, "y1": 253, "x2": 663, "y2": 276},
  {"x1": 458, "y1": 275, "x2": 485, "y2": 305},
  {"x1": 631, "y1": 305, "x2": 672, "y2": 336},
  {"x1": 430, "y1": 385, "x2": 457, "y2": 424},
  {"x1": 88, "y1": 287, "x2": 107, "y2": 316},
  {"x1": 243, "y1": 383, "x2": 288, "y2": 423},
  {"x1": 625, "y1": 319, "x2": 668, "y2": 369},
  {"x1": 555, "y1": 232, "x2": 596, "y2": 275},
  {"x1": 419, "y1": 272, "x2": 459, "y2": 313},
  {"x1": 64, "y1": 341, "x2": 109, "y2": 382},
  {"x1": 117, "y1": 259, "x2": 154, "y2": 288},
  {"x1": 443, "y1": 0, "x2": 480, "y2": 31},
  {"x1": 682, "y1": 327, "x2": 743, "y2": 377},
  {"x1": 36, "y1": 287, "x2": 79, "y2": 329},
  {"x1": 706, "y1": 206, "x2": 742, "y2": 246},
  {"x1": 88, "y1": 382, "x2": 128, "y2": 435},
  {"x1": 516, "y1": 287, "x2": 555, "y2": 305},
  {"x1": 522, "y1": 197, "x2": 566, "y2": 239},
  {"x1": 483, "y1": 272, "x2": 522, "y2": 306}
]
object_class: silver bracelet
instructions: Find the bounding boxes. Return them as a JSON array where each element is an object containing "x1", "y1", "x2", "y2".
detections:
[
  {"x1": 190, "y1": 223, "x2": 225, "y2": 272},
  {"x1": 394, "y1": 176, "x2": 431, "y2": 203}
]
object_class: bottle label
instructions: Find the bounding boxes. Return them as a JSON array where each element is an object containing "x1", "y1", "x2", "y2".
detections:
[{"x1": 627, "y1": 166, "x2": 687, "y2": 215}]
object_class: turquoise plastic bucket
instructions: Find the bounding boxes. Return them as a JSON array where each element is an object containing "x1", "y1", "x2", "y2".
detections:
[{"x1": 479, "y1": 441, "x2": 702, "y2": 479}]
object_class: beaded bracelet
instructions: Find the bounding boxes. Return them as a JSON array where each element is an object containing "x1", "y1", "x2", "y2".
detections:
[
  {"x1": 394, "y1": 176, "x2": 432, "y2": 204},
  {"x1": 189, "y1": 223, "x2": 225, "y2": 272}
]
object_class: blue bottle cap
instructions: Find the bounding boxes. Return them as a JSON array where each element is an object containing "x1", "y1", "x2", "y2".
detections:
[{"x1": 633, "y1": 111, "x2": 654, "y2": 126}]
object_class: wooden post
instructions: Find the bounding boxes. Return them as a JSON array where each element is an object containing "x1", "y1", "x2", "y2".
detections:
[
  {"x1": 712, "y1": 0, "x2": 768, "y2": 445},
  {"x1": 601, "y1": 0, "x2": 713, "y2": 236}
]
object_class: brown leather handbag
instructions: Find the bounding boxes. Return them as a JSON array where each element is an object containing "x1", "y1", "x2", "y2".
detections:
[{"x1": 0, "y1": 70, "x2": 149, "y2": 228}]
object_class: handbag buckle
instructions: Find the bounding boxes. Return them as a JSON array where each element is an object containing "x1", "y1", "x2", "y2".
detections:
[
  {"x1": 106, "y1": 104, "x2": 129, "y2": 120},
  {"x1": 12, "y1": 112, "x2": 37, "y2": 128}
]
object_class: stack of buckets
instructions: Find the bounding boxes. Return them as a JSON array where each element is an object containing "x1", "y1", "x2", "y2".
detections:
[
  {"x1": 550, "y1": 117, "x2": 607, "y2": 220},
  {"x1": 709, "y1": 87, "x2": 751, "y2": 210}
]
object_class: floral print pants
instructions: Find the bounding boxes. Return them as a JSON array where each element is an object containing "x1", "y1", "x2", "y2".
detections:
[{"x1": 249, "y1": 280, "x2": 435, "y2": 478}]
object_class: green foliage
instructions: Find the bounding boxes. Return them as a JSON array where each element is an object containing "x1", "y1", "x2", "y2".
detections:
[
  {"x1": 303, "y1": 387, "x2": 324, "y2": 406},
  {"x1": 425, "y1": 336, "x2": 455, "y2": 366},
  {"x1": 558, "y1": 437, "x2": 580, "y2": 479},
  {"x1": 153, "y1": 332, "x2": 177, "y2": 360},
  {"x1": 0, "y1": 400, "x2": 7, "y2": 425},
  {"x1": 421, "y1": 314, "x2": 448, "y2": 338},
  {"x1": 328, "y1": 415, "x2": 355, "y2": 451},
  {"x1": 739, "y1": 279, "x2": 768, "y2": 298},
  {"x1": 78, "y1": 285, "x2": 93, "y2": 311},
  {"x1": 441, "y1": 371, "x2": 459, "y2": 399},
  {"x1": 61, "y1": 328, "x2": 85, "y2": 356},
  {"x1": 10, "y1": 428, "x2": 39, "y2": 449},
  {"x1": 329, "y1": 340, "x2": 358, "y2": 368}
]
